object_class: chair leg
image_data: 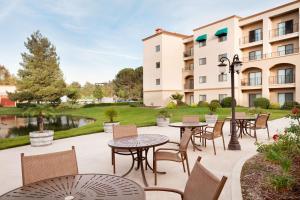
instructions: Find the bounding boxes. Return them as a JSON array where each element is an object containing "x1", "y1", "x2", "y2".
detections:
[
  {"x1": 212, "y1": 139, "x2": 216, "y2": 155},
  {"x1": 112, "y1": 149, "x2": 116, "y2": 174},
  {"x1": 266, "y1": 125, "x2": 270, "y2": 139},
  {"x1": 182, "y1": 153, "x2": 186, "y2": 173},
  {"x1": 254, "y1": 129, "x2": 257, "y2": 142},
  {"x1": 185, "y1": 153, "x2": 190, "y2": 176},
  {"x1": 222, "y1": 135, "x2": 226, "y2": 150},
  {"x1": 154, "y1": 157, "x2": 157, "y2": 185}
]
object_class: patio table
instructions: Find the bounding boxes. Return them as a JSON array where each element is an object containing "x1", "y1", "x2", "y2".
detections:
[
  {"x1": 169, "y1": 122, "x2": 208, "y2": 151},
  {"x1": 108, "y1": 134, "x2": 169, "y2": 187},
  {"x1": 226, "y1": 116, "x2": 256, "y2": 138},
  {"x1": 0, "y1": 174, "x2": 145, "y2": 200}
]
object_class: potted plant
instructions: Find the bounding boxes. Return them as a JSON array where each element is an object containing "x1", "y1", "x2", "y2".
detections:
[
  {"x1": 205, "y1": 101, "x2": 220, "y2": 124},
  {"x1": 156, "y1": 109, "x2": 171, "y2": 127},
  {"x1": 26, "y1": 105, "x2": 55, "y2": 147},
  {"x1": 103, "y1": 108, "x2": 119, "y2": 133}
]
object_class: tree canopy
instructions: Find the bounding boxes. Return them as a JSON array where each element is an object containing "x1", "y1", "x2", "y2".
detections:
[
  {"x1": 0, "y1": 65, "x2": 16, "y2": 85},
  {"x1": 8, "y1": 31, "x2": 66, "y2": 104}
]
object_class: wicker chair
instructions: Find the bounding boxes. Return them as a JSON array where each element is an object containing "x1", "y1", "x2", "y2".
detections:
[
  {"x1": 153, "y1": 129, "x2": 193, "y2": 185},
  {"x1": 200, "y1": 121, "x2": 226, "y2": 155},
  {"x1": 182, "y1": 115, "x2": 200, "y2": 139},
  {"x1": 112, "y1": 125, "x2": 138, "y2": 174},
  {"x1": 247, "y1": 113, "x2": 270, "y2": 141},
  {"x1": 21, "y1": 146, "x2": 78, "y2": 185},
  {"x1": 145, "y1": 156, "x2": 227, "y2": 200}
]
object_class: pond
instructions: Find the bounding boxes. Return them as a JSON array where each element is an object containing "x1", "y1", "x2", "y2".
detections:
[{"x1": 0, "y1": 115, "x2": 95, "y2": 138}]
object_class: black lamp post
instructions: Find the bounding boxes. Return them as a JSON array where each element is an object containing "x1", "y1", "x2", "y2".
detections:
[{"x1": 218, "y1": 54, "x2": 242, "y2": 150}]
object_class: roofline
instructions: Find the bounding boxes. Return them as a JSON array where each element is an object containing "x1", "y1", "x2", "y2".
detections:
[
  {"x1": 193, "y1": 15, "x2": 241, "y2": 31},
  {"x1": 240, "y1": 0, "x2": 300, "y2": 21},
  {"x1": 183, "y1": 35, "x2": 193, "y2": 39},
  {"x1": 142, "y1": 30, "x2": 188, "y2": 42}
]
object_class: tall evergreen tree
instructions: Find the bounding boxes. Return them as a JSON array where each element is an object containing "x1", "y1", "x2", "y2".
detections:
[{"x1": 9, "y1": 31, "x2": 66, "y2": 103}]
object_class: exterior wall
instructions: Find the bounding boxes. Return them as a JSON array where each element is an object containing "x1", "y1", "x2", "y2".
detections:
[{"x1": 0, "y1": 85, "x2": 16, "y2": 107}]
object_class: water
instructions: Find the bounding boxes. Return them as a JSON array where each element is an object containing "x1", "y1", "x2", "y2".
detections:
[{"x1": 0, "y1": 115, "x2": 95, "y2": 138}]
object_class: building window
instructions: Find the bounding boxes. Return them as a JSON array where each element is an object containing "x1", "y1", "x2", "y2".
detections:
[
  {"x1": 277, "y1": 20, "x2": 293, "y2": 36},
  {"x1": 249, "y1": 93, "x2": 262, "y2": 107},
  {"x1": 199, "y1": 95, "x2": 207, "y2": 102},
  {"x1": 199, "y1": 40, "x2": 206, "y2": 47},
  {"x1": 155, "y1": 45, "x2": 160, "y2": 52},
  {"x1": 219, "y1": 94, "x2": 227, "y2": 102},
  {"x1": 218, "y1": 74, "x2": 227, "y2": 82},
  {"x1": 218, "y1": 53, "x2": 227, "y2": 62},
  {"x1": 199, "y1": 58, "x2": 206, "y2": 65},
  {"x1": 277, "y1": 68, "x2": 294, "y2": 84},
  {"x1": 156, "y1": 79, "x2": 160, "y2": 85},
  {"x1": 199, "y1": 76, "x2": 206, "y2": 83},
  {"x1": 156, "y1": 62, "x2": 160, "y2": 68},
  {"x1": 249, "y1": 50, "x2": 262, "y2": 60},
  {"x1": 278, "y1": 93, "x2": 293, "y2": 106},
  {"x1": 249, "y1": 28, "x2": 262, "y2": 43},
  {"x1": 248, "y1": 72, "x2": 262, "y2": 86},
  {"x1": 277, "y1": 44, "x2": 294, "y2": 56},
  {"x1": 218, "y1": 35, "x2": 227, "y2": 42}
]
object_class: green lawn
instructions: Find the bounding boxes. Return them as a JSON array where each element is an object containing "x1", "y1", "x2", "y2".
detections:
[{"x1": 0, "y1": 105, "x2": 290, "y2": 150}]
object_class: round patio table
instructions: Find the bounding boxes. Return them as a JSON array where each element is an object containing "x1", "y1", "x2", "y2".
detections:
[
  {"x1": 169, "y1": 122, "x2": 208, "y2": 151},
  {"x1": 226, "y1": 116, "x2": 256, "y2": 138},
  {"x1": 108, "y1": 134, "x2": 169, "y2": 187},
  {"x1": 0, "y1": 174, "x2": 145, "y2": 200}
]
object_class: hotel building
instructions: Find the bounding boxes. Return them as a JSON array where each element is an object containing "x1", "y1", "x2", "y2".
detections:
[{"x1": 142, "y1": 0, "x2": 300, "y2": 107}]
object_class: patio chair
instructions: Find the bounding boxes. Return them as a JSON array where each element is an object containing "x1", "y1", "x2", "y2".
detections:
[
  {"x1": 246, "y1": 113, "x2": 270, "y2": 141},
  {"x1": 200, "y1": 121, "x2": 226, "y2": 155},
  {"x1": 182, "y1": 115, "x2": 201, "y2": 138},
  {"x1": 21, "y1": 146, "x2": 78, "y2": 185},
  {"x1": 153, "y1": 129, "x2": 193, "y2": 185},
  {"x1": 145, "y1": 156, "x2": 227, "y2": 200},
  {"x1": 112, "y1": 125, "x2": 137, "y2": 174}
]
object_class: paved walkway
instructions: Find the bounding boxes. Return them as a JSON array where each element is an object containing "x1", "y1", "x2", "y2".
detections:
[{"x1": 0, "y1": 118, "x2": 292, "y2": 199}]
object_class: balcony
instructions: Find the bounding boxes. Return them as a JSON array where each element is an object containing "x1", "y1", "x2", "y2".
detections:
[
  {"x1": 269, "y1": 23, "x2": 299, "y2": 42},
  {"x1": 269, "y1": 75, "x2": 295, "y2": 89},
  {"x1": 242, "y1": 48, "x2": 299, "y2": 62},
  {"x1": 241, "y1": 77, "x2": 262, "y2": 90},
  {"x1": 239, "y1": 32, "x2": 263, "y2": 49},
  {"x1": 184, "y1": 83, "x2": 194, "y2": 90},
  {"x1": 183, "y1": 49, "x2": 193, "y2": 60},
  {"x1": 182, "y1": 66, "x2": 194, "y2": 77}
]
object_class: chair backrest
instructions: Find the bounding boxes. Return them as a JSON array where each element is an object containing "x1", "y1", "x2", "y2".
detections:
[
  {"x1": 113, "y1": 125, "x2": 138, "y2": 139},
  {"x1": 213, "y1": 121, "x2": 225, "y2": 138},
  {"x1": 255, "y1": 113, "x2": 270, "y2": 128},
  {"x1": 21, "y1": 146, "x2": 78, "y2": 186},
  {"x1": 235, "y1": 112, "x2": 246, "y2": 118},
  {"x1": 183, "y1": 157, "x2": 227, "y2": 200},
  {"x1": 182, "y1": 115, "x2": 199, "y2": 123},
  {"x1": 179, "y1": 129, "x2": 193, "y2": 151}
]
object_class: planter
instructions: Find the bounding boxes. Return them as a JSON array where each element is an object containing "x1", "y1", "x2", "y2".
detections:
[
  {"x1": 156, "y1": 117, "x2": 170, "y2": 127},
  {"x1": 29, "y1": 130, "x2": 54, "y2": 147},
  {"x1": 205, "y1": 114, "x2": 218, "y2": 124},
  {"x1": 103, "y1": 122, "x2": 120, "y2": 133}
]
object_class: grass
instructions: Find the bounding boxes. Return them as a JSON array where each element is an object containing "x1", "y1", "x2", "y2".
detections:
[{"x1": 0, "y1": 105, "x2": 290, "y2": 150}]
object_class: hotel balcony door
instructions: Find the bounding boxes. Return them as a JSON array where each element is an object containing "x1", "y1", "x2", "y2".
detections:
[
  {"x1": 249, "y1": 93, "x2": 262, "y2": 107},
  {"x1": 190, "y1": 95, "x2": 194, "y2": 104}
]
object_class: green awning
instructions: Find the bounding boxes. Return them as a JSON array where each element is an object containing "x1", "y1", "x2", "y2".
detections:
[
  {"x1": 195, "y1": 34, "x2": 207, "y2": 42},
  {"x1": 215, "y1": 28, "x2": 228, "y2": 37}
]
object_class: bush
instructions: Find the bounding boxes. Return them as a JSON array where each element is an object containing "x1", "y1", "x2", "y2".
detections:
[
  {"x1": 104, "y1": 108, "x2": 118, "y2": 123},
  {"x1": 166, "y1": 101, "x2": 176, "y2": 109},
  {"x1": 221, "y1": 97, "x2": 232, "y2": 108},
  {"x1": 254, "y1": 97, "x2": 270, "y2": 109},
  {"x1": 16, "y1": 103, "x2": 37, "y2": 108},
  {"x1": 129, "y1": 102, "x2": 144, "y2": 107},
  {"x1": 248, "y1": 107, "x2": 264, "y2": 115},
  {"x1": 190, "y1": 103, "x2": 198, "y2": 108},
  {"x1": 197, "y1": 101, "x2": 209, "y2": 107},
  {"x1": 157, "y1": 109, "x2": 171, "y2": 119},
  {"x1": 208, "y1": 101, "x2": 221, "y2": 113},
  {"x1": 83, "y1": 102, "x2": 130, "y2": 108},
  {"x1": 269, "y1": 103, "x2": 281, "y2": 110},
  {"x1": 210, "y1": 99, "x2": 220, "y2": 104},
  {"x1": 281, "y1": 101, "x2": 300, "y2": 110}
]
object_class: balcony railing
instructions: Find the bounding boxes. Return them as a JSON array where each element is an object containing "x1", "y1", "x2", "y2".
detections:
[
  {"x1": 184, "y1": 83, "x2": 194, "y2": 89},
  {"x1": 183, "y1": 66, "x2": 194, "y2": 71},
  {"x1": 241, "y1": 77, "x2": 262, "y2": 86},
  {"x1": 242, "y1": 48, "x2": 299, "y2": 62},
  {"x1": 183, "y1": 49, "x2": 193, "y2": 57},
  {"x1": 270, "y1": 23, "x2": 298, "y2": 38},
  {"x1": 269, "y1": 75, "x2": 295, "y2": 85},
  {"x1": 239, "y1": 32, "x2": 263, "y2": 45}
]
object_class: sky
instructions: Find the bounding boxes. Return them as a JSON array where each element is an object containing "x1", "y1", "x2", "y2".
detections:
[{"x1": 0, "y1": 0, "x2": 291, "y2": 84}]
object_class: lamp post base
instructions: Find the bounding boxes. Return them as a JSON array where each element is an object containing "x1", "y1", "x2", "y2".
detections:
[{"x1": 228, "y1": 142, "x2": 241, "y2": 150}]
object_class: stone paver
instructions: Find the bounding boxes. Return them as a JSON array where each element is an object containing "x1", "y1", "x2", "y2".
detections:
[{"x1": 0, "y1": 118, "x2": 292, "y2": 199}]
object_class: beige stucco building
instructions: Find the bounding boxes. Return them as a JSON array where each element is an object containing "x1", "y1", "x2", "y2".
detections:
[{"x1": 142, "y1": 0, "x2": 300, "y2": 107}]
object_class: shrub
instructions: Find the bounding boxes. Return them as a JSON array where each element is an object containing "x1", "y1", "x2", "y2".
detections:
[
  {"x1": 197, "y1": 101, "x2": 209, "y2": 107},
  {"x1": 210, "y1": 99, "x2": 220, "y2": 104},
  {"x1": 83, "y1": 102, "x2": 130, "y2": 108},
  {"x1": 281, "y1": 101, "x2": 300, "y2": 110},
  {"x1": 221, "y1": 97, "x2": 232, "y2": 108},
  {"x1": 190, "y1": 103, "x2": 198, "y2": 108},
  {"x1": 170, "y1": 93, "x2": 184, "y2": 105},
  {"x1": 166, "y1": 101, "x2": 176, "y2": 109},
  {"x1": 157, "y1": 109, "x2": 171, "y2": 119},
  {"x1": 269, "y1": 103, "x2": 281, "y2": 110},
  {"x1": 104, "y1": 108, "x2": 118, "y2": 123},
  {"x1": 16, "y1": 103, "x2": 37, "y2": 108},
  {"x1": 129, "y1": 102, "x2": 144, "y2": 107},
  {"x1": 254, "y1": 97, "x2": 270, "y2": 109},
  {"x1": 248, "y1": 107, "x2": 264, "y2": 115},
  {"x1": 208, "y1": 101, "x2": 221, "y2": 113}
]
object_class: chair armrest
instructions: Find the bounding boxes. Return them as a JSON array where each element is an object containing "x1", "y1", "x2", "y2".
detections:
[
  {"x1": 155, "y1": 147, "x2": 180, "y2": 152},
  {"x1": 167, "y1": 141, "x2": 180, "y2": 145},
  {"x1": 144, "y1": 187, "x2": 184, "y2": 199},
  {"x1": 204, "y1": 126, "x2": 214, "y2": 132}
]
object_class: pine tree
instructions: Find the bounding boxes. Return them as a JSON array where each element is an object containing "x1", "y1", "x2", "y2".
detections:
[{"x1": 9, "y1": 31, "x2": 66, "y2": 104}]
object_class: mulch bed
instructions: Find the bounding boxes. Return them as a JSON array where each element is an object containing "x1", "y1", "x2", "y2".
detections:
[{"x1": 241, "y1": 153, "x2": 300, "y2": 200}]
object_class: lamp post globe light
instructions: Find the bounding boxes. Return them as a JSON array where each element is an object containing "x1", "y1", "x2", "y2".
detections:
[{"x1": 218, "y1": 54, "x2": 242, "y2": 150}]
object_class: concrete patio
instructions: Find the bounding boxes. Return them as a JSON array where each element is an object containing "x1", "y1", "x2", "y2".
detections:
[{"x1": 0, "y1": 117, "x2": 292, "y2": 199}]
